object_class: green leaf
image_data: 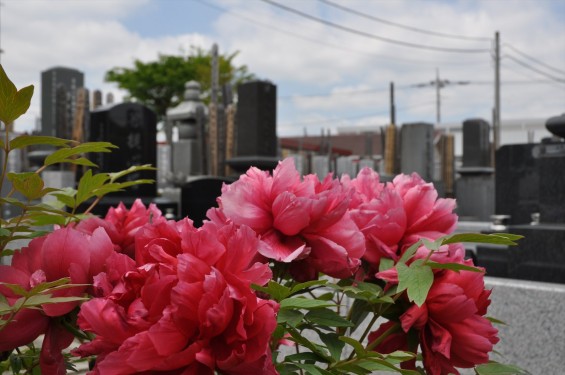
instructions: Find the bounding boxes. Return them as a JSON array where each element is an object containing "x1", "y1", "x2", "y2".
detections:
[
  {"x1": 280, "y1": 297, "x2": 334, "y2": 310},
  {"x1": 422, "y1": 238, "x2": 442, "y2": 251},
  {"x1": 7, "y1": 172, "x2": 45, "y2": 200},
  {"x1": 0, "y1": 282, "x2": 29, "y2": 297},
  {"x1": 76, "y1": 170, "x2": 109, "y2": 206},
  {"x1": 348, "y1": 299, "x2": 370, "y2": 334},
  {"x1": 442, "y1": 233, "x2": 523, "y2": 246},
  {"x1": 486, "y1": 316, "x2": 507, "y2": 325},
  {"x1": 398, "y1": 240, "x2": 422, "y2": 264},
  {"x1": 284, "y1": 352, "x2": 326, "y2": 363},
  {"x1": 290, "y1": 279, "x2": 328, "y2": 295},
  {"x1": 397, "y1": 260, "x2": 434, "y2": 307},
  {"x1": 23, "y1": 294, "x2": 87, "y2": 308},
  {"x1": 305, "y1": 308, "x2": 354, "y2": 328},
  {"x1": 379, "y1": 257, "x2": 395, "y2": 272},
  {"x1": 28, "y1": 277, "x2": 71, "y2": 294},
  {"x1": 252, "y1": 280, "x2": 291, "y2": 302},
  {"x1": 318, "y1": 331, "x2": 345, "y2": 361},
  {"x1": 277, "y1": 309, "x2": 304, "y2": 327},
  {"x1": 0, "y1": 65, "x2": 35, "y2": 124},
  {"x1": 9, "y1": 135, "x2": 71, "y2": 150},
  {"x1": 44, "y1": 142, "x2": 116, "y2": 166},
  {"x1": 293, "y1": 363, "x2": 333, "y2": 375},
  {"x1": 426, "y1": 261, "x2": 483, "y2": 273},
  {"x1": 108, "y1": 164, "x2": 156, "y2": 182},
  {"x1": 475, "y1": 362, "x2": 529, "y2": 375},
  {"x1": 339, "y1": 336, "x2": 367, "y2": 356}
]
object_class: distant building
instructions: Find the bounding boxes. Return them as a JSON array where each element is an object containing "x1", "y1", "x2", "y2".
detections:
[{"x1": 41, "y1": 66, "x2": 84, "y2": 138}]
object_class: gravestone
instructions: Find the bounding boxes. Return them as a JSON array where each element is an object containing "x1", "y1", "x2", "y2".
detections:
[
  {"x1": 89, "y1": 102, "x2": 157, "y2": 197},
  {"x1": 180, "y1": 176, "x2": 234, "y2": 227},
  {"x1": 495, "y1": 144, "x2": 539, "y2": 225},
  {"x1": 399, "y1": 122, "x2": 434, "y2": 181},
  {"x1": 462, "y1": 118, "x2": 491, "y2": 167},
  {"x1": 227, "y1": 80, "x2": 279, "y2": 173}
]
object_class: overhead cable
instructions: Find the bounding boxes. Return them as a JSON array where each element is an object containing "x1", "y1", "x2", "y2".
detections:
[
  {"x1": 196, "y1": 0, "x2": 487, "y2": 65},
  {"x1": 504, "y1": 54, "x2": 565, "y2": 84},
  {"x1": 319, "y1": 0, "x2": 492, "y2": 42},
  {"x1": 260, "y1": 0, "x2": 491, "y2": 54},
  {"x1": 503, "y1": 43, "x2": 565, "y2": 75}
]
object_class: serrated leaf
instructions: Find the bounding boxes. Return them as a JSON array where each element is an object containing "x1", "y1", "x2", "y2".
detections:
[
  {"x1": 318, "y1": 331, "x2": 345, "y2": 361},
  {"x1": 397, "y1": 260, "x2": 434, "y2": 307},
  {"x1": 442, "y1": 233, "x2": 523, "y2": 246},
  {"x1": 475, "y1": 362, "x2": 529, "y2": 375},
  {"x1": 426, "y1": 261, "x2": 483, "y2": 273},
  {"x1": 280, "y1": 297, "x2": 334, "y2": 310},
  {"x1": 28, "y1": 213, "x2": 68, "y2": 226},
  {"x1": 9, "y1": 135, "x2": 71, "y2": 150},
  {"x1": 305, "y1": 308, "x2": 354, "y2": 327}
]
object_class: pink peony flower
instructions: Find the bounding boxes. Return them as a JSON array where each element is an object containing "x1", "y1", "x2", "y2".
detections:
[
  {"x1": 374, "y1": 257, "x2": 498, "y2": 375},
  {"x1": 212, "y1": 158, "x2": 365, "y2": 281},
  {"x1": 74, "y1": 221, "x2": 278, "y2": 374},
  {"x1": 344, "y1": 168, "x2": 457, "y2": 271},
  {"x1": 0, "y1": 226, "x2": 127, "y2": 374},
  {"x1": 76, "y1": 199, "x2": 164, "y2": 258}
]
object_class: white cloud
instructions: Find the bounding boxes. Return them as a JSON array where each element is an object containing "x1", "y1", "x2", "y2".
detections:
[{"x1": 2, "y1": 0, "x2": 563, "y2": 136}]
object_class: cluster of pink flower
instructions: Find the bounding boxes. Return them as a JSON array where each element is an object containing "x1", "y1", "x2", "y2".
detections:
[{"x1": 0, "y1": 158, "x2": 499, "y2": 375}]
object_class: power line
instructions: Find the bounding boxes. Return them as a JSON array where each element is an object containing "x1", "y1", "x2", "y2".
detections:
[
  {"x1": 318, "y1": 0, "x2": 491, "y2": 42},
  {"x1": 503, "y1": 43, "x2": 565, "y2": 75},
  {"x1": 279, "y1": 102, "x2": 435, "y2": 127},
  {"x1": 260, "y1": 0, "x2": 491, "y2": 54},
  {"x1": 504, "y1": 54, "x2": 565, "y2": 84},
  {"x1": 195, "y1": 0, "x2": 487, "y2": 66}
]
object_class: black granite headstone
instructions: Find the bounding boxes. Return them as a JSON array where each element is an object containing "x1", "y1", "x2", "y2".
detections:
[
  {"x1": 235, "y1": 81, "x2": 277, "y2": 157},
  {"x1": 462, "y1": 118, "x2": 491, "y2": 167},
  {"x1": 507, "y1": 224, "x2": 565, "y2": 283},
  {"x1": 89, "y1": 103, "x2": 157, "y2": 197},
  {"x1": 180, "y1": 176, "x2": 234, "y2": 227},
  {"x1": 495, "y1": 144, "x2": 539, "y2": 225}
]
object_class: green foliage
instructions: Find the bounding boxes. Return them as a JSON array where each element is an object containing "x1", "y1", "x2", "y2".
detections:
[
  {"x1": 105, "y1": 47, "x2": 255, "y2": 119},
  {"x1": 0, "y1": 65, "x2": 34, "y2": 125}
]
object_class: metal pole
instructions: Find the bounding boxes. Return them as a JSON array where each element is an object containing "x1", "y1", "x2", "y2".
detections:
[
  {"x1": 436, "y1": 68, "x2": 441, "y2": 125},
  {"x1": 494, "y1": 31, "x2": 501, "y2": 150},
  {"x1": 390, "y1": 81, "x2": 395, "y2": 125}
]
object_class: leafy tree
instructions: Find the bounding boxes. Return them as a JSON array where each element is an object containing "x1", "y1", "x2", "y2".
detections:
[{"x1": 105, "y1": 47, "x2": 255, "y2": 120}]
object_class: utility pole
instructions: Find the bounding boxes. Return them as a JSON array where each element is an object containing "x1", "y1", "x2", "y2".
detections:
[
  {"x1": 413, "y1": 69, "x2": 469, "y2": 126},
  {"x1": 389, "y1": 81, "x2": 395, "y2": 125},
  {"x1": 494, "y1": 31, "x2": 501, "y2": 150}
]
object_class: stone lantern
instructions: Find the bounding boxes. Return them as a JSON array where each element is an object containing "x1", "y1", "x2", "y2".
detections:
[{"x1": 166, "y1": 81, "x2": 208, "y2": 181}]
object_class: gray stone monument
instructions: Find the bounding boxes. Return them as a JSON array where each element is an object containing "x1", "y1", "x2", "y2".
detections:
[
  {"x1": 400, "y1": 122, "x2": 434, "y2": 181},
  {"x1": 166, "y1": 81, "x2": 208, "y2": 182}
]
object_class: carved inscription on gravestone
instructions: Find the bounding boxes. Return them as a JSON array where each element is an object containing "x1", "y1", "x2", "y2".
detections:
[{"x1": 89, "y1": 103, "x2": 157, "y2": 196}]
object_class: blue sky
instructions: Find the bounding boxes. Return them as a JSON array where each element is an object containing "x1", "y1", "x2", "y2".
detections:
[{"x1": 2, "y1": 0, "x2": 564, "y2": 138}]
